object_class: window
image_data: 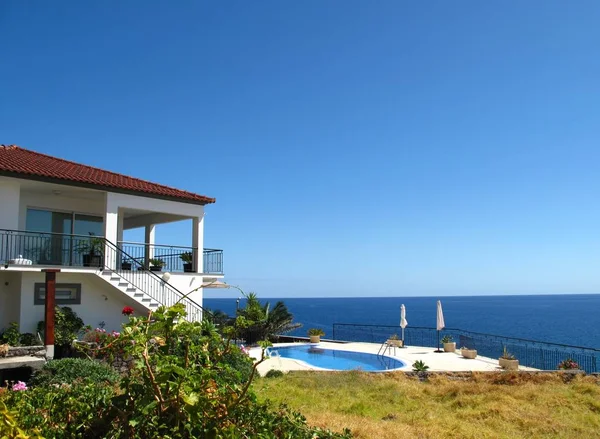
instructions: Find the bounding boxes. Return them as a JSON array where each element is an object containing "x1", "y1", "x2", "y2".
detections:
[{"x1": 34, "y1": 283, "x2": 82, "y2": 305}]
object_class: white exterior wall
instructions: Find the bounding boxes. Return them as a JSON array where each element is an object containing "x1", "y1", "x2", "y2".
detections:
[
  {"x1": 0, "y1": 272, "x2": 22, "y2": 328},
  {"x1": 0, "y1": 179, "x2": 21, "y2": 230},
  {"x1": 18, "y1": 190, "x2": 105, "y2": 230},
  {"x1": 18, "y1": 272, "x2": 146, "y2": 333},
  {"x1": 164, "y1": 274, "x2": 204, "y2": 307}
]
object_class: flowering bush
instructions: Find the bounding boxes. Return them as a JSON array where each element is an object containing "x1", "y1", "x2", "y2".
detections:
[
  {"x1": 1, "y1": 304, "x2": 352, "y2": 439},
  {"x1": 80, "y1": 328, "x2": 127, "y2": 363},
  {"x1": 11, "y1": 381, "x2": 27, "y2": 391},
  {"x1": 121, "y1": 306, "x2": 134, "y2": 316},
  {"x1": 558, "y1": 358, "x2": 580, "y2": 370}
]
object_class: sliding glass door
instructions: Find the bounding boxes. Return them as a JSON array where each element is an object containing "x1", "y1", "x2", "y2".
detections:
[{"x1": 25, "y1": 209, "x2": 104, "y2": 266}]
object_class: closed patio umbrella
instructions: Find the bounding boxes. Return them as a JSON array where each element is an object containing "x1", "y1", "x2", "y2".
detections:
[
  {"x1": 435, "y1": 300, "x2": 445, "y2": 352},
  {"x1": 400, "y1": 304, "x2": 408, "y2": 347}
]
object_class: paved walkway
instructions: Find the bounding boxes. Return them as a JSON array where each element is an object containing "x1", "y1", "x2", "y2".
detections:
[{"x1": 250, "y1": 341, "x2": 537, "y2": 375}]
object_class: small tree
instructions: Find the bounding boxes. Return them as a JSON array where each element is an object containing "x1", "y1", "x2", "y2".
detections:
[{"x1": 236, "y1": 293, "x2": 301, "y2": 344}]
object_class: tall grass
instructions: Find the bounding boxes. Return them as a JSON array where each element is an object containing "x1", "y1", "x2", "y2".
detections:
[{"x1": 254, "y1": 371, "x2": 600, "y2": 439}]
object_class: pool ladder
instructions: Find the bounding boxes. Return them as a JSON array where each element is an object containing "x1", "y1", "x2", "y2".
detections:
[{"x1": 377, "y1": 341, "x2": 397, "y2": 357}]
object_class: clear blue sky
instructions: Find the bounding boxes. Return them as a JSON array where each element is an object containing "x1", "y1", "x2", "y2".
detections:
[{"x1": 2, "y1": 1, "x2": 599, "y2": 298}]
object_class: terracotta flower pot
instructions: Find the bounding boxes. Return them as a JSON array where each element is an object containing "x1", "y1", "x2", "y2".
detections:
[{"x1": 309, "y1": 335, "x2": 321, "y2": 343}]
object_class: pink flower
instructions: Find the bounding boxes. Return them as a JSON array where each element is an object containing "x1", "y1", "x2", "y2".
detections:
[{"x1": 12, "y1": 381, "x2": 27, "y2": 391}]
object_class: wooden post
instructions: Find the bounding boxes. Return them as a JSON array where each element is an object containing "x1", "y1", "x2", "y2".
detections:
[{"x1": 42, "y1": 269, "x2": 60, "y2": 359}]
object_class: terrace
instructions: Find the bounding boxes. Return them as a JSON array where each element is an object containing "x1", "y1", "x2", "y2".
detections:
[{"x1": 0, "y1": 229, "x2": 223, "y2": 274}]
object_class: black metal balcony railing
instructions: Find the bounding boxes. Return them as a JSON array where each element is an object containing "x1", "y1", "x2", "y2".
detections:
[
  {"x1": 0, "y1": 230, "x2": 223, "y2": 274},
  {"x1": 118, "y1": 241, "x2": 224, "y2": 274},
  {"x1": 332, "y1": 323, "x2": 600, "y2": 373}
]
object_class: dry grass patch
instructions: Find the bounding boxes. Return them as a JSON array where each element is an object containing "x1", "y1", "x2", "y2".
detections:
[{"x1": 253, "y1": 371, "x2": 600, "y2": 439}]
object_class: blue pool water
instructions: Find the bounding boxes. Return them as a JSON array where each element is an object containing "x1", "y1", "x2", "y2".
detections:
[{"x1": 271, "y1": 345, "x2": 405, "y2": 371}]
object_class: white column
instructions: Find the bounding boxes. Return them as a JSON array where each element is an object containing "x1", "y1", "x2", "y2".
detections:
[
  {"x1": 192, "y1": 212, "x2": 204, "y2": 273},
  {"x1": 116, "y1": 209, "x2": 125, "y2": 267},
  {"x1": 144, "y1": 224, "x2": 156, "y2": 268},
  {"x1": 104, "y1": 194, "x2": 119, "y2": 269}
]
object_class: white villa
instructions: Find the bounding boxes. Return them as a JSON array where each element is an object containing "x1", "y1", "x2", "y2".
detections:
[{"x1": 0, "y1": 145, "x2": 223, "y2": 334}]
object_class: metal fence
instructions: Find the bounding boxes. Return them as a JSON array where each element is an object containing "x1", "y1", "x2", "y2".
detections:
[{"x1": 332, "y1": 323, "x2": 600, "y2": 373}]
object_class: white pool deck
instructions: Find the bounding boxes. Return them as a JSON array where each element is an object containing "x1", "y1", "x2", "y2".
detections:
[{"x1": 249, "y1": 341, "x2": 537, "y2": 375}]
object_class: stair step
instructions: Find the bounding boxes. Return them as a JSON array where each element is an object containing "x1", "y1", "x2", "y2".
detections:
[{"x1": 126, "y1": 287, "x2": 137, "y2": 292}]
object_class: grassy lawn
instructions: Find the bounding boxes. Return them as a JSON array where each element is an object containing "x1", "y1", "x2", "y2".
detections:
[{"x1": 253, "y1": 371, "x2": 600, "y2": 439}]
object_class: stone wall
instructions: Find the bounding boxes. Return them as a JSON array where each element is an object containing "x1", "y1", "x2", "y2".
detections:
[{"x1": 7, "y1": 346, "x2": 46, "y2": 358}]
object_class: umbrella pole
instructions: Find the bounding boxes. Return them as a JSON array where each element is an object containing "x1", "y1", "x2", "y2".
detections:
[
  {"x1": 401, "y1": 327, "x2": 405, "y2": 347},
  {"x1": 435, "y1": 330, "x2": 443, "y2": 353}
]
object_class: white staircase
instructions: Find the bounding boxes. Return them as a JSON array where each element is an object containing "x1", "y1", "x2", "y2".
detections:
[
  {"x1": 96, "y1": 270, "x2": 161, "y2": 312},
  {"x1": 95, "y1": 241, "x2": 205, "y2": 321}
]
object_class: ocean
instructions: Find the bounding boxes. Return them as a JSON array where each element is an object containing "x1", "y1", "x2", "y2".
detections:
[{"x1": 204, "y1": 294, "x2": 600, "y2": 349}]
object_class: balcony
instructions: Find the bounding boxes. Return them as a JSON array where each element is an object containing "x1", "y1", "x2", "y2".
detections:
[{"x1": 0, "y1": 229, "x2": 223, "y2": 274}]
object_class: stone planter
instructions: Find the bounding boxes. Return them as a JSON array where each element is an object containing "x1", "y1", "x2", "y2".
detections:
[
  {"x1": 499, "y1": 358, "x2": 519, "y2": 370},
  {"x1": 387, "y1": 339, "x2": 403, "y2": 348},
  {"x1": 443, "y1": 342, "x2": 456, "y2": 353},
  {"x1": 309, "y1": 335, "x2": 321, "y2": 343},
  {"x1": 461, "y1": 349, "x2": 477, "y2": 359}
]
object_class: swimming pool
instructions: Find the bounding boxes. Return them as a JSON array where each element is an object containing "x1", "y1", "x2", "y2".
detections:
[{"x1": 269, "y1": 345, "x2": 405, "y2": 371}]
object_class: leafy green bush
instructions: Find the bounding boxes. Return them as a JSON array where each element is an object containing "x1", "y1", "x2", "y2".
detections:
[
  {"x1": 2, "y1": 381, "x2": 115, "y2": 438},
  {"x1": 37, "y1": 307, "x2": 86, "y2": 357},
  {"x1": 2, "y1": 304, "x2": 352, "y2": 439},
  {"x1": 37, "y1": 307, "x2": 86, "y2": 347},
  {"x1": 264, "y1": 369, "x2": 284, "y2": 378},
  {"x1": 0, "y1": 322, "x2": 21, "y2": 346},
  {"x1": 19, "y1": 333, "x2": 40, "y2": 346},
  {"x1": 30, "y1": 358, "x2": 119, "y2": 387},
  {"x1": 221, "y1": 345, "x2": 254, "y2": 384}
]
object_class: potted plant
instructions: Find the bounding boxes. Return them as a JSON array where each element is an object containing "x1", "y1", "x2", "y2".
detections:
[
  {"x1": 441, "y1": 335, "x2": 456, "y2": 353},
  {"x1": 461, "y1": 346, "x2": 477, "y2": 359},
  {"x1": 148, "y1": 258, "x2": 166, "y2": 272},
  {"x1": 386, "y1": 334, "x2": 403, "y2": 347},
  {"x1": 180, "y1": 251, "x2": 193, "y2": 272},
  {"x1": 307, "y1": 328, "x2": 325, "y2": 343},
  {"x1": 499, "y1": 346, "x2": 519, "y2": 370},
  {"x1": 557, "y1": 358, "x2": 580, "y2": 370},
  {"x1": 77, "y1": 234, "x2": 104, "y2": 268},
  {"x1": 121, "y1": 258, "x2": 132, "y2": 271}
]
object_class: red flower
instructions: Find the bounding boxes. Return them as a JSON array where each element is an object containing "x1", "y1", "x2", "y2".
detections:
[{"x1": 122, "y1": 306, "x2": 134, "y2": 316}]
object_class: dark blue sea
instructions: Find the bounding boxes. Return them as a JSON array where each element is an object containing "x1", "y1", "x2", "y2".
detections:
[{"x1": 205, "y1": 295, "x2": 600, "y2": 349}]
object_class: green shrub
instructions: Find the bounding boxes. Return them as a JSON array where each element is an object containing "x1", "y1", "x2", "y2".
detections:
[
  {"x1": 19, "y1": 333, "x2": 40, "y2": 347},
  {"x1": 37, "y1": 307, "x2": 86, "y2": 348},
  {"x1": 221, "y1": 345, "x2": 254, "y2": 384},
  {"x1": 3, "y1": 304, "x2": 352, "y2": 439},
  {"x1": 30, "y1": 358, "x2": 119, "y2": 387},
  {"x1": 0, "y1": 322, "x2": 21, "y2": 346},
  {"x1": 264, "y1": 369, "x2": 284, "y2": 378},
  {"x1": 2, "y1": 381, "x2": 115, "y2": 438}
]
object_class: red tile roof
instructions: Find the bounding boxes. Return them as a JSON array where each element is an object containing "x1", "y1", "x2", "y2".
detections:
[{"x1": 0, "y1": 145, "x2": 215, "y2": 205}]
